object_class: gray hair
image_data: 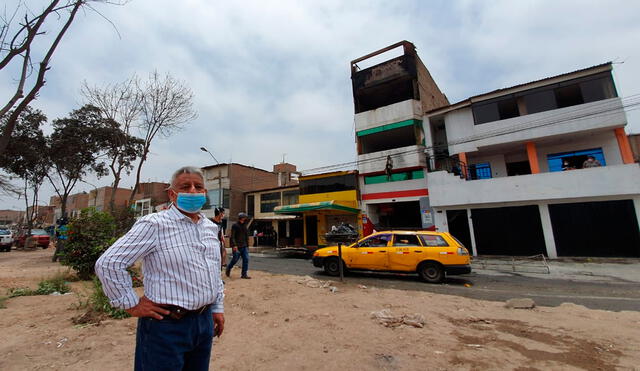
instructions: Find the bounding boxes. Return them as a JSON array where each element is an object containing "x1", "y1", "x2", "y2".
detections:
[{"x1": 170, "y1": 166, "x2": 205, "y2": 189}]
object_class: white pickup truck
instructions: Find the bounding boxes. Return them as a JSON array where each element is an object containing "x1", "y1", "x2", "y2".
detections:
[{"x1": 0, "y1": 229, "x2": 13, "y2": 252}]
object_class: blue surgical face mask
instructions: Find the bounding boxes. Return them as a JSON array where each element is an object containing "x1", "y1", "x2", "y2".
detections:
[{"x1": 175, "y1": 192, "x2": 207, "y2": 213}]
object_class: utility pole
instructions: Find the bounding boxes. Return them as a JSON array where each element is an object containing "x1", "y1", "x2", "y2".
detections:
[{"x1": 200, "y1": 147, "x2": 223, "y2": 208}]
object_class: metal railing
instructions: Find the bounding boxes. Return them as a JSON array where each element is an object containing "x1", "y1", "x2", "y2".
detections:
[{"x1": 471, "y1": 254, "x2": 551, "y2": 274}]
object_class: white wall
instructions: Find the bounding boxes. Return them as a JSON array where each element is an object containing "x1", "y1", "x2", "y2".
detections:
[
  {"x1": 357, "y1": 145, "x2": 426, "y2": 174},
  {"x1": 443, "y1": 98, "x2": 627, "y2": 155},
  {"x1": 427, "y1": 164, "x2": 640, "y2": 208},
  {"x1": 466, "y1": 130, "x2": 623, "y2": 176},
  {"x1": 355, "y1": 100, "x2": 422, "y2": 132}
]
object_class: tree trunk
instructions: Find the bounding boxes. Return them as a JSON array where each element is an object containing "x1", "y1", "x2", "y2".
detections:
[{"x1": 128, "y1": 149, "x2": 148, "y2": 203}]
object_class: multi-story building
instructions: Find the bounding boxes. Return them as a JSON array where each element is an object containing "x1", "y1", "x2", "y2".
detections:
[
  {"x1": 245, "y1": 184, "x2": 302, "y2": 247},
  {"x1": 201, "y1": 163, "x2": 293, "y2": 224},
  {"x1": 0, "y1": 210, "x2": 26, "y2": 227},
  {"x1": 424, "y1": 62, "x2": 640, "y2": 258},
  {"x1": 87, "y1": 187, "x2": 133, "y2": 213},
  {"x1": 25, "y1": 205, "x2": 56, "y2": 226},
  {"x1": 50, "y1": 192, "x2": 89, "y2": 219},
  {"x1": 275, "y1": 171, "x2": 361, "y2": 248},
  {"x1": 351, "y1": 41, "x2": 449, "y2": 229},
  {"x1": 132, "y1": 182, "x2": 171, "y2": 217}
]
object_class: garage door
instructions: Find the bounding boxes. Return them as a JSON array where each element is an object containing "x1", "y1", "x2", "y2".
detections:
[
  {"x1": 471, "y1": 205, "x2": 546, "y2": 256},
  {"x1": 549, "y1": 200, "x2": 640, "y2": 257}
]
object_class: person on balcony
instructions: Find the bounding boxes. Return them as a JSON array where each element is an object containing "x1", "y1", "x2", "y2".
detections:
[{"x1": 582, "y1": 156, "x2": 602, "y2": 168}]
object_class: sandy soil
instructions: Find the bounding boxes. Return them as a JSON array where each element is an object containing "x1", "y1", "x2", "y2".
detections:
[{"x1": 1, "y1": 248, "x2": 639, "y2": 371}]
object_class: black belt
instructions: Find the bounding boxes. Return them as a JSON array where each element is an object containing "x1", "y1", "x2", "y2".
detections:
[{"x1": 163, "y1": 304, "x2": 210, "y2": 320}]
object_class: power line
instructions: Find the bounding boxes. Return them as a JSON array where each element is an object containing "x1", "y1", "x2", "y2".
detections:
[{"x1": 299, "y1": 94, "x2": 640, "y2": 175}]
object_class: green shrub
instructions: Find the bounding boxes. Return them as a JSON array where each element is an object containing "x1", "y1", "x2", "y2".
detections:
[
  {"x1": 61, "y1": 207, "x2": 117, "y2": 280},
  {"x1": 7, "y1": 274, "x2": 71, "y2": 298},
  {"x1": 90, "y1": 277, "x2": 130, "y2": 319}
]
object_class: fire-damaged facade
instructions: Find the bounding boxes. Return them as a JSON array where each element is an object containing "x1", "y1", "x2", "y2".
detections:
[{"x1": 351, "y1": 41, "x2": 449, "y2": 230}]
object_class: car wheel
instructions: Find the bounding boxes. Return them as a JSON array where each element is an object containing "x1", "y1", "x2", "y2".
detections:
[
  {"x1": 418, "y1": 261, "x2": 444, "y2": 283},
  {"x1": 323, "y1": 257, "x2": 342, "y2": 276}
]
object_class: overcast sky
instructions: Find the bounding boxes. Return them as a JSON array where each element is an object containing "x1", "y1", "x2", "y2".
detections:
[{"x1": 2, "y1": 0, "x2": 640, "y2": 210}]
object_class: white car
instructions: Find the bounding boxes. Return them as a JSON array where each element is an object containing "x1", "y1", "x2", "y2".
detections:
[{"x1": 0, "y1": 229, "x2": 13, "y2": 252}]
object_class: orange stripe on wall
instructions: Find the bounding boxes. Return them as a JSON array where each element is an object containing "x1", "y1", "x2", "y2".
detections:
[
  {"x1": 614, "y1": 127, "x2": 635, "y2": 164},
  {"x1": 526, "y1": 141, "x2": 540, "y2": 174},
  {"x1": 362, "y1": 189, "x2": 428, "y2": 200}
]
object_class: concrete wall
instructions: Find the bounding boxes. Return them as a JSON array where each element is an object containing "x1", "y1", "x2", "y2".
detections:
[
  {"x1": 357, "y1": 145, "x2": 426, "y2": 174},
  {"x1": 355, "y1": 100, "x2": 423, "y2": 132},
  {"x1": 443, "y1": 97, "x2": 627, "y2": 155},
  {"x1": 415, "y1": 56, "x2": 450, "y2": 112},
  {"x1": 465, "y1": 130, "x2": 623, "y2": 176},
  {"x1": 427, "y1": 164, "x2": 640, "y2": 208},
  {"x1": 360, "y1": 177, "x2": 426, "y2": 196}
]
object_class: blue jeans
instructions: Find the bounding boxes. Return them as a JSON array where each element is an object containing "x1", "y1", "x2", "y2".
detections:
[
  {"x1": 228, "y1": 246, "x2": 249, "y2": 276},
  {"x1": 134, "y1": 306, "x2": 214, "y2": 371}
]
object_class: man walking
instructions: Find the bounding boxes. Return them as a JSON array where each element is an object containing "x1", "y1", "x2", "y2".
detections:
[
  {"x1": 95, "y1": 166, "x2": 224, "y2": 371},
  {"x1": 212, "y1": 207, "x2": 227, "y2": 269},
  {"x1": 226, "y1": 212, "x2": 251, "y2": 279}
]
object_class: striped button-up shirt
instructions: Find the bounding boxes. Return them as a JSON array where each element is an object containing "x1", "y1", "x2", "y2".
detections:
[{"x1": 95, "y1": 205, "x2": 224, "y2": 312}]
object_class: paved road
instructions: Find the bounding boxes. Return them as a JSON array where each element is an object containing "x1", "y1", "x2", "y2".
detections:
[{"x1": 248, "y1": 254, "x2": 640, "y2": 312}]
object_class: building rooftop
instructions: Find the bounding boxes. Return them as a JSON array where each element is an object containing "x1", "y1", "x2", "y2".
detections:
[{"x1": 426, "y1": 62, "x2": 612, "y2": 116}]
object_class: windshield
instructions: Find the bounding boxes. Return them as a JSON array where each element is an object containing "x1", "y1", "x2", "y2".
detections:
[
  {"x1": 30, "y1": 229, "x2": 47, "y2": 235},
  {"x1": 0, "y1": 230, "x2": 9, "y2": 235}
]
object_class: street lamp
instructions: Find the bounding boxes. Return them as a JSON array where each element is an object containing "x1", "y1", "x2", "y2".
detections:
[
  {"x1": 81, "y1": 179, "x2": 99, "y2": 208},
  {"x1": 200, "y1": 146, "x2": 223, "y2": 208}
]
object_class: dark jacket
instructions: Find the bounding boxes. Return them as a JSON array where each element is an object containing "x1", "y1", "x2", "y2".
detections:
[{"x1": 230, "y1": 221, "x2": 249, "y2": 248}]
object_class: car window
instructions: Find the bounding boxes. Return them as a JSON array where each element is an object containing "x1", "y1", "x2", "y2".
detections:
[
  {"x1": 31, "y1": 229, "x2": 47, "y2": 235},
  {"x1": 393, "y1": 234, "x2": 421, "y2": 246},
  {"x1": 358, "y1": 234, "x2": 391, "y2": 248},
  {"x1": 419, "y1": 234, "x2": 449, "y2": 247},
  {"x1": 0, "y1": 230, "x2": 10, "y2": 235}
]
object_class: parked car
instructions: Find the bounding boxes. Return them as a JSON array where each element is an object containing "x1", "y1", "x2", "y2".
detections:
[
  {"x1": 14, "y1": 229, "x2": 51, "y2": 249},
  {"x1": 312, "y1": 230, "x2": 471, "y2": 283},
  {"x1": 0, "y1": 229, "x2": 13, "y2": 252}
]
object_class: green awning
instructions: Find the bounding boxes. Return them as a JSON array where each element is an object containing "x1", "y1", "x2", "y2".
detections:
[{"x1": 274, "y1": 201, "x2": 360, "y2": 214}]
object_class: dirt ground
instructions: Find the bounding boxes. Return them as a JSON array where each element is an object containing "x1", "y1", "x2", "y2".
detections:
[{"x1": 1, "y1": 249, "x2": 639, "y2": 371}]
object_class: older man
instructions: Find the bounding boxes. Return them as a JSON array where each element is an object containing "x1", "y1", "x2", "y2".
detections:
[{"x1": 95, "y1": 166, "x2": 224, "y2": 371}]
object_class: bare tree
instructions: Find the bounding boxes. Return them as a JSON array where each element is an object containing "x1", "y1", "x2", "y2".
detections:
[
  {"x1": 82, "y1": 76, "x2": 144, "y2": 211},
  {"x1": 0, "y1": 1, "x2": 127, "y2": 156},
  {"x1": 128, "y1": 71, "x2": 197, "y2": 202}
]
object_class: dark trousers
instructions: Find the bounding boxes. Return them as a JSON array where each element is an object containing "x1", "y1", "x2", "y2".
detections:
[
  {"x1": 228, "y1": 246, "x2": 249, "y2": 276},
  {"x1": 134, "y1": 307, "x2": 214, "y2": 371}
]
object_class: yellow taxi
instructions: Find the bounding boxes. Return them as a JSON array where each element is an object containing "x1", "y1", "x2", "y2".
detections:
[{"x1": 312, "y1": 230, "x2": 471, "y2": 283}]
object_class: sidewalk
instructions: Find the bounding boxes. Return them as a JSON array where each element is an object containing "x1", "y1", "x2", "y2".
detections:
[{"x1": 471, "y1": 256, "x2": 640, "y2": 284}]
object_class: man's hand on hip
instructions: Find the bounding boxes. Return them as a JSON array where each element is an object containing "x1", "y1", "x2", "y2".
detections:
[
  {"x1": 232, "y1": 247, "x2": 238, "y2": 253},
  {"x1": 125, "y1": 296, "x2": 170, "y2": 320},
  {"x1": 213, "y1": 313, "x2": 225, "y2": 337}
]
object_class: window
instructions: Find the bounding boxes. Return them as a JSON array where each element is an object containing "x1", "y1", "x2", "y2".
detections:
[
  {"x1": 555, "y1": 84, "x2": 584, "y2": 108},
  {"x1": 357, "y1": 124, "x2": 421, "y2": 154},
  {"x1": 364, "y1": 170, "x2": 424, "y2": 184},
  {"x1": 472, "y1": 96, "x2": 520, "y2": 125},
  {"x1": 547, "y1": 148, "x2": 606, "y2": 172},
  {"x1": 474, "y1": 72, "x2": 617, "y2": 124},
  {"x1": 135, "y1": 199, "x2": 152, "y2": 217},
  {"x1": 260, "y1": 192, "x2": 281, "y2": 213},
  {"x1": 206, "y1": 189, "x2": 230, "y2": 208},
  {"x1": 506, "y1": 161, "x2": 532, "y2": 176},
  {"x1": 247, "y1": 195, "x2": 255, "y2": 217},
  {"x1": 419, "y1": 235, "x2": 449, "y2": 247},
  {"x1": 299, "y1": 174, "x2": 356, "y2": 195},
  {"x1": 393, "y1": 234, "x2": 421, "y2": 246},
  {"x1": 358, "y1": 234, "x2": 392, "y2": 247},
  {"x1": 282, "y1": 190, "x2": 299, "y2": 205},
  {"x1": 469, "y1": 163, "x2": 492, "y2": 179},
  {"x1": 524, "y1": 89, "x2": 557, "y2": 114}
]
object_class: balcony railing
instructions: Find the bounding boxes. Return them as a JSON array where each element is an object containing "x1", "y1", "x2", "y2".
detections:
[{"x1": 427, "y1": 155, "x2": 491, "y2": 181}]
